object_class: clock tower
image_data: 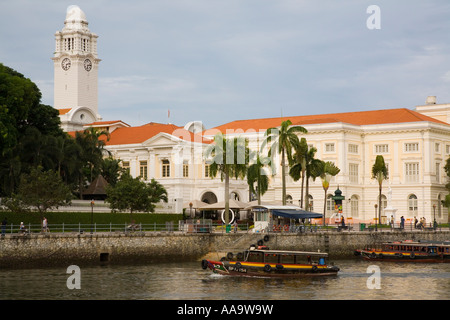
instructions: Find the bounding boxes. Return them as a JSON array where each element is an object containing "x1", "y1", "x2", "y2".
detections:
[{"x1": 52, "y1": 5, "x2": 101, "y2": 131}]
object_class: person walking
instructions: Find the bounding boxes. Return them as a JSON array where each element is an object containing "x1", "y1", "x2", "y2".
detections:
[
  {"x1": 42, "y1": 217, "x2": 49, "y2": 233},
  {"x1": 400, "y1": 216, "x2": 405, "y2": 229}
]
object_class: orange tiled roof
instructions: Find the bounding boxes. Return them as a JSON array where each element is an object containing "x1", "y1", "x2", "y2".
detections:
[
  {"x1": 105, "y1": 122, "x2": 212, "y2": 146},
  {"x1": 58, "y1": 108, "x2": 72, "y2": 115},
  {"x1": 205, "y1": 108, "x2": 447, "y2": 134}
]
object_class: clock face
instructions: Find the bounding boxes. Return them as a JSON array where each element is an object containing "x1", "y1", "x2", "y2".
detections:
[
  {"x1": 61, "y1": 58, "x2": 71, "y2": 71},
  {"x1": 84, "y1": 59, "x2": 92, "y2": 72}
]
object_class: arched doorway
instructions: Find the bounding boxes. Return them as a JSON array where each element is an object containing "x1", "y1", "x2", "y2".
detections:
[
  {"x1": 201, "y1": 191, "x2": 218, "y2": 204},
  {"x1": 200, "y1": 191, "x2": 218, "y2": 220}
]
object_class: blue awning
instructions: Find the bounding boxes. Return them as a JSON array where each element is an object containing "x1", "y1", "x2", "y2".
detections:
[{"x1": 272, "y1": 209, "x2": 323, "y2": 219}]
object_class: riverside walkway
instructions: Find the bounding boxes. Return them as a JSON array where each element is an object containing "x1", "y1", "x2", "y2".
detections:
[{"x1": 1, "y1": 221, "x2": 449, "y2": 237}]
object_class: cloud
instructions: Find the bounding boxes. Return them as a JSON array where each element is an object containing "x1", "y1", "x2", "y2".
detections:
[{"x1": 2, "y1": 0, "x2": 450, "y2": 128}]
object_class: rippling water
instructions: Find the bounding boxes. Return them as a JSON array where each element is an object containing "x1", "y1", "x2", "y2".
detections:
[{"x1": 1, "y1": 259, "x2": 449, "y2": 300}]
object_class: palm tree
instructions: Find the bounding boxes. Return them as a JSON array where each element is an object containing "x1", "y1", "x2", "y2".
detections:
[
  {"x1": 289, "y1": 138, "x2": 321, "y2": 210},
  {"x1": 247, "y1": 152, "x2": 272, "y2": 205},
  {"x1": 372, "y1": 155, "x2": 388, "y2": 230},
  {"x1": 147, "y1": 178, "x2": 169, "y2": 208},
  {"x1": 302, "y1": 150, "x2": 322, "y2": 211},
  {"x1": 317, "y1": 161, "x2": 340, "y2": 225},
  {"x1": 74, "y1": 127, "x2": 110, "y2": 197},
  {"x1": 205, "y1": 133, "x2": 249, "y2": 224},
  {"x1": 262, "y1": 120, "x2": 307, "y2": 205}
]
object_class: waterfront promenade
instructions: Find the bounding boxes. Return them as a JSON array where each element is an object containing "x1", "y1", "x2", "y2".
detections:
[{"x1": 0, "y1": 224, "x2": 448, "y2": 268}]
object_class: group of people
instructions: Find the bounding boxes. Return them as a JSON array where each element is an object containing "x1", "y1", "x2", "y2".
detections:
[
  {"x1": 388, "y1": 215, "x2": 406, "y2": 229},
  {"x1": 414, "y1": 216, "x2": 428, "y2": 230},
  {"x1": 0, "y1": 217, "x2": 49, "y2": 236}
]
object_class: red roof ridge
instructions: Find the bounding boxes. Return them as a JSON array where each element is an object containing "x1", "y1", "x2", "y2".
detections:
[
  {"x1": 104, "y1": 121, "x2": 212, "y2": 146},
  {"x1": 205, "y1": 108, "x2": 447, "y2": 134}
]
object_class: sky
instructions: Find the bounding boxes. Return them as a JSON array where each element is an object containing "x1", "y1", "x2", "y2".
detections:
[{"x1": 1, "y1": 0, "x2": 450, "y2": 129}]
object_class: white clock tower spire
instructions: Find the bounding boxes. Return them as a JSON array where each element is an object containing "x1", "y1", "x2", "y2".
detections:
[{"x1": 53, "y1": 5, "x2": 101, "y2": 131}]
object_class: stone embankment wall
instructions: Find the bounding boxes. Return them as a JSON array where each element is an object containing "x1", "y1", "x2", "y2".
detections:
[{"x1": 0, "y1": 231, "x2": 448, "y2": 268}]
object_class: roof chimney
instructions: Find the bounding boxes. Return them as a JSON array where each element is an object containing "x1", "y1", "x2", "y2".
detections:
[{"x1": 426, "y1": 96, "x2": 436, "y2": 105}]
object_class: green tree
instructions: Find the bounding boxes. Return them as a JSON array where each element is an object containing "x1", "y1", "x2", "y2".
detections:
[
  {"x1": 205, "y1": 133, "x2": 249, "y2": 224},
  {"x1": 317, "y1": 161, "x2": 340, "y2": 225},
  {"x1": 247, "y1": 152, "x2": 272, "y2": 205},
  {"x1": 101, "y1": 157, "x2": 124, "y2": 187},
  {"x1": 106, "y1": 173, "x2": 168, "y2": 220},
  {"x1": 0, "y1": 63, "x2": 64, "y2": 196},
  {"x1": 372, "y1": 155, "x2": 388, "y2": 229},
  {"x1": 74, "y1": 127, "x2": 110, "y2": 197},
  {"x1": 0, "y1": 63, "x2": 42, "y2": 156},
  {"x1": 15, "y1": 166, "x2": 72, "y2": 219},
  {"x1": 289, "y1": 138, "x2": 321, "y2": 210},
  {"x1": 147, "y1": 178, "x2": 169, "y2": 205},
  {"x1": 443, "y1": 156, "x2": 450, "y2": 223},
  {"x1": 262, "y1": 120, "x2": 307, "y2": 205}
]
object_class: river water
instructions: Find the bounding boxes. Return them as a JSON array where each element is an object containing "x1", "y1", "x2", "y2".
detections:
[{"x1": 1, "y1": 258, "x2": 449, "y2": 301}]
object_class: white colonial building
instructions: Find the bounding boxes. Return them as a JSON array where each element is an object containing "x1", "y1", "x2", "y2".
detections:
[
  {"x1": 53, "y1": 6, "x2": 450, "y2": 224},
  {"x1": 204, "y1": 103, "x2": 450, "y2": 225}
]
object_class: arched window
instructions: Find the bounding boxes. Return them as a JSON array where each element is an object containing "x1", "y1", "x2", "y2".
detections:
[
  {"x1": 377, "y1": 194, "x2": 387, "y2": 211},
  {"x1": 326, "y1": 194, "x2": 334, "y2": 215},
  {"x1": 201, "y1": 191, "x2": 217, "y2": 204},
  {"x1": 286, "y1": 195, "x2": 293, "y2": 204},
  {"x1": 408, "y1": 194, "x2": 418, "y2": 216},
  {"x1": 230, "y1": 192, "x2": 240, "y2": 201},
  {"x1": 350, "y1": 195, "x2": 359, "y2": 217}
]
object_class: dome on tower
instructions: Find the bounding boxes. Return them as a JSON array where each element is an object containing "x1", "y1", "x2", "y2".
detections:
[{"x1": 64, "y1": 5, "x2": 89, "y2": 31}]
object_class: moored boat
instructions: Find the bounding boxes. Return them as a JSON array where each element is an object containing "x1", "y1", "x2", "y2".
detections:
[
  {"x1": 201, "y1": 247, "x2": 340, "y2": 277},
  {"x1": 354, "y1": 240, "x2": 450, "y2": 263}
]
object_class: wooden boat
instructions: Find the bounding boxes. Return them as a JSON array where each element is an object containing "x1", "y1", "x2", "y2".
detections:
[
  {"x1": 201, "y1": 247, "x2": 340, "y2": 277},
  {"x1": 354, "y1": 240, "x2": 450, "y2": 263}
]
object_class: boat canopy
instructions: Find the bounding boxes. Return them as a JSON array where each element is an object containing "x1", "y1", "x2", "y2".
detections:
[{"x1": 272, "y1": 209, "x2": 323, "y2": 219}]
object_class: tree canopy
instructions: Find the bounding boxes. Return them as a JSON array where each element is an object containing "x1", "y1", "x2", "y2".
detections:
[
  {"x1": 205, "y1": 133, "x2": 250, "y2": 224},
  {"x1": 15, "y1": 166, "x2": 72, "y2": 217},
  {"x1": 105, "y1": 173, "x2": 168, "y2": 219},
  {"x1": 0, "y1": 63, "x2": 115, "y2": 200},
  {"x1": 262, "y1": 119, "x2": 307, "y2": 205}
]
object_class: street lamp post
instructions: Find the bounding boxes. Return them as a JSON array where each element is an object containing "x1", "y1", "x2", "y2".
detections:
[
  {"x1": 374, "y1": 204, "x2": 378, "y2": 231},
  {"x1": 433, "y1": 204, "x2": 436, "y2": 231},
  {"x1": 90, "y1": 199, "x2": 95, "y2": 234}
]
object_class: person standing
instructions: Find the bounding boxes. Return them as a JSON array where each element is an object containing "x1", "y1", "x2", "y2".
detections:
[{"x1": 400, "y1": 216, "x2": 405, "y2": 229}]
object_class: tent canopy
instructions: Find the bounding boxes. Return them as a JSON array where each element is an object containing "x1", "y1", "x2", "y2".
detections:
[
  {"x1": 183, "y1": 200, "x2": 208, "y2": 209},
  {"x1": 272, "y1": 209, "x2": 322, "y2": 219},
  {"x1": 200, "y1": 199, "x2": 249, "y2": 210}
]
